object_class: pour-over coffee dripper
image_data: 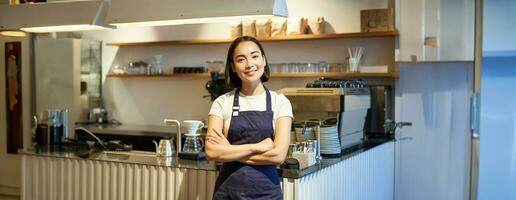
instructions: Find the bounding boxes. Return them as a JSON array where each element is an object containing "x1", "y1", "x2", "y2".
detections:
[
  {"x1": 182, "y1": 120, "x2": 205, "y2": 153},
  {"x1": 182, "y1": 120, "x2": 206, "y2": 159},
  {"x1": 183, "y1": 120, "x2": 204, "y2": 135},
  {"x1": 164, "y1": 119, "x2": 207, "y2": 159}
]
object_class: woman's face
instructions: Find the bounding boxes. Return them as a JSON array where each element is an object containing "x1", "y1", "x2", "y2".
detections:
[{"x1": 231, "y1": 41, "x2": 266, "y2": 85}]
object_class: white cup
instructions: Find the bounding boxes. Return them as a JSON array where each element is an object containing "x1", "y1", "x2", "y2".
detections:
[{"x1": 183, "y1": 120, "x2": 204, "y2": 135}]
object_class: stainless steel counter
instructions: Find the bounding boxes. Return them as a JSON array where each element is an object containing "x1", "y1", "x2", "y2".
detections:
[
  {"x1": 76, "y1": 123, "x2": 208, "y2": 138},
  {"x1": 20, "y1": 138, "x2": 392, "y2": 178},
  {"x1": 19, "y1": 145, "x2": 218, "y2": 171},
  {"x1": 21, "y1": 141, "x2": 395, "y2": 200},
  {"x1": 76, "y1": 123, "x2": 179, "y2": 137}
]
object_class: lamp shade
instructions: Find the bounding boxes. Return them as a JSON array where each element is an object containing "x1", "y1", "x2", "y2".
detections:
[
  {"x1": 0, "y1": 0, "x2": 111, "y2": 33},
  {"x1": 107, "y1": 0, "x2": 288, "y2": 27}
]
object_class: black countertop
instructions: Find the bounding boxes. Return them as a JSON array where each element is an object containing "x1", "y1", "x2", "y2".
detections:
[
  {"x1": 76, "y1": 123, "x2": 182, "y2": 137},
  {"x1": 280, "y1": 138, "x2": 393, "y2": 178},
  {"x1": 20, "y1": 145, "x2": 218, "y2": 171},
  {"x1": 20, "y1": 138, "x2": 393, "y2": 179}
]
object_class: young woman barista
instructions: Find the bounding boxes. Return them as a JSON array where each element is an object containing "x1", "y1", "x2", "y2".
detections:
[{"x1": 205, "y1": 36, "x2": 293, "y2": 199}]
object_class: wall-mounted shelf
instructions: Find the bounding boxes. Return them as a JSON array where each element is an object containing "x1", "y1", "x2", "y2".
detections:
[
  {"x1": 106, "y1": 72, "x2": 399, "y2": 78},
  {"x1": 106, "y1": 73, "x2": 212, "y2": 78},
  {"x1": 106, "y1": 31, "x2": 399, "y2": 47},
  {"x1": 272, "y1": 72, "x2": 398, "y2": 78}
]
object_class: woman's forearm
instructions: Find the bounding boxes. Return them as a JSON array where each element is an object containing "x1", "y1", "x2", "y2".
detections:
[
  {"x1": 205, "y1": 143, "x2": 257, "y2": 162},
  {"x1": 239, "y1": 147, "x2": 287, "y2": 165},
  {"x1": 206, "y1": 115, "x2": 258, "y2": 162}
]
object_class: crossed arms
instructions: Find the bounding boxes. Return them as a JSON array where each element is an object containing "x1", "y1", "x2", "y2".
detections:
[{"x1": 205, "y1": 115, "x2": 292, "y2": 165}]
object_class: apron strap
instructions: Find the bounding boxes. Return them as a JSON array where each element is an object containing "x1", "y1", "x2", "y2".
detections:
[
  {"x1": 232, "y1": 89, "x2": 240, "y2": 116},
  {"x1": 232, "y1": 87, "x2": 272, "y2": 116},
  {"x1": 265, "y1": 87, "x2": 272, "y2": 112}
]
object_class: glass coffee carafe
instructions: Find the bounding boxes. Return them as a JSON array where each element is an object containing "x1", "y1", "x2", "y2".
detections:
[{"x1": 183, "y1": 134, "x2": 204, "y2": 153}]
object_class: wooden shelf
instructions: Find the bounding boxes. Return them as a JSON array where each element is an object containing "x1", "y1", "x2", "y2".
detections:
[
  {"x1": 106, "y1": 72, "x2": 399, "y2": 78},
  {"x1": 106, "y1": 31, "x2": 399, "y2": 47},
  {"x1": 106, "y1": 73, "x2": 212, "y2": 78},
  {"x1": 272, "y1": 72, "x2": 398, "y2": 78}
]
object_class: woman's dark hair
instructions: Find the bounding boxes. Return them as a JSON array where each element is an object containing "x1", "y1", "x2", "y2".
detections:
[{"x1": 224, "y1": 36, "x2": 270, "y2": 88}]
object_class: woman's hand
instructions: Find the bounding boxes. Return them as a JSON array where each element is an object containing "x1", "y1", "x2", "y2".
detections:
[
  {"x1": 251, "y1": 138, "x2": 274, "y2": 153},
  {"x1": 238, "y1": 116, "x2": 292, "y2": 165},
  {"x1": 206, "y1": 116, "x2": 262, "y2": 162}
]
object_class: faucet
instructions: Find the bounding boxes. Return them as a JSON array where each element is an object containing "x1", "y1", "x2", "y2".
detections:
[
  {"x1": 76, "y1": 126, "x2": 107, "y2": 148},
  {"x1": 164, "y1": 119, "x2": 181, "y2": 156}
]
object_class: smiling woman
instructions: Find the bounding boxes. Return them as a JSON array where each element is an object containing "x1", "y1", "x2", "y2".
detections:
[
  {"x1": 205, "y1": 36, "x2": 293, "y2": 199},
  {"x1": 224, "y1": 36, "x2": 271, "y2": 91}
]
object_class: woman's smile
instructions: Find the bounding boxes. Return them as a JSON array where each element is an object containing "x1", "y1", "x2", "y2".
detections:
[{"x1": 244, "y1": 68, "x2": 258, "y2": 76}]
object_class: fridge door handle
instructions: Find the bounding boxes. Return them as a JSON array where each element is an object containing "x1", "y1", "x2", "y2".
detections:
[
  {"x1": 470, "y1": 93, "x2": 480, "y2": 138},
  {"x1": 470, "y1": 92, "x2": 481, "y2": 200},
  {"x1": 386, "y1": 119, "x2": 413, "y2": 135},
  {"x1": 397, "y1": 122, "x2": 413, "y2": 128}
]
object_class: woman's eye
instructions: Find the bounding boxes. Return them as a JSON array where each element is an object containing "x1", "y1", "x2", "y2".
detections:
[
  {"x1": 236, "y1": 59, "x2": 244, "y2": 63},
  {"x1": 252, "y1": 55, "x2": 259, "y2": 59}
]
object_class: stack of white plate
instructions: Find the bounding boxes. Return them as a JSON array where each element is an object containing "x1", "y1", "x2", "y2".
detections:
[{"x1": 319, "y1": 125, "x2": 341, "y2": 154}]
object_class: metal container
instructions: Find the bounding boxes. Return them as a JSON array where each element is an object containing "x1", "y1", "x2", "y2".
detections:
[
  {"x1": 305, "y1": 140, "x2": 314, "y2": 153},
  {"x1": 288, "y1": 143, "x2": 299, "y2": 158},
  {"x1": 308, "y1": 140, "x2": 320, "y2": 160},
  {"x1": 35, "y1": 109, "x2": 68, "y2": 145}
]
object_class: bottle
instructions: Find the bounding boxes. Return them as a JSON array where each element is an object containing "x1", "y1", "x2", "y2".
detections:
[{"x1": 154, "y1": 55, "x2": 164, "y2": 74}]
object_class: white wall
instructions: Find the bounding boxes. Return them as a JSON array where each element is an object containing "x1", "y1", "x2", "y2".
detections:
[
  {"x1": 77, "y1": 0, "x2": 392, "y2": 125},
  {"x1": 0, "y1": 35, "x2": 31, "y2": 195}
]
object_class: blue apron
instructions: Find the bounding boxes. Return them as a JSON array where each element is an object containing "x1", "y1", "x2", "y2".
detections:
[{"x1": 213, "y1": 88, "x2": 282, "y2": 200}]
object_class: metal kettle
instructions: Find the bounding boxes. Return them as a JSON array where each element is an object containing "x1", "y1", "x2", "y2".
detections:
[{"x1": 153, "y1": 139, "x2": 174, "y2": 157}]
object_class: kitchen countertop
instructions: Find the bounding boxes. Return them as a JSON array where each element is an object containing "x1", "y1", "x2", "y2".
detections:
[
  {"x1": 280, "y1": 138, "x2": 392, "y2": 178},
  {"x1": 20, "y1": 145, "x2": 218, "y2": 171},
  {"x1": 76, "y1": 123, "x2": 206, "y2": 137},
  {"x1": 19, "y1": 137, "x2": 393, "y2": 179}
]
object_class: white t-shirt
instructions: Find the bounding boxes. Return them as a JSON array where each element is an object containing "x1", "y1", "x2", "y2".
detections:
[{"x1": 208, "y1": 89, "x2": 293, "y2": 136}]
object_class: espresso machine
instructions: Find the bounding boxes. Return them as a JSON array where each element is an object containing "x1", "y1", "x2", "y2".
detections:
[{"x1": 277, "y1": 80, "x2": 371, "y2": 152}]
